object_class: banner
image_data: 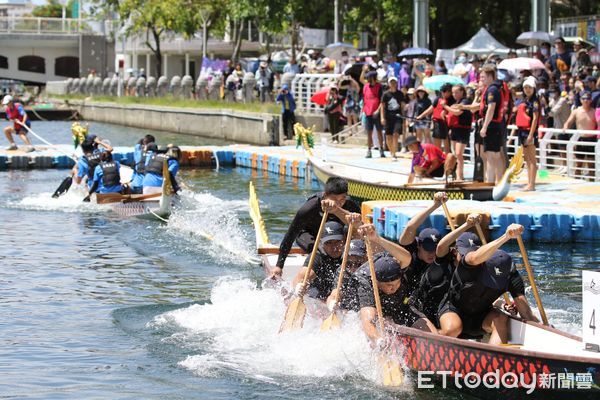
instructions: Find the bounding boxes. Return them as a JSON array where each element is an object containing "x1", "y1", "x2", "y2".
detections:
[{"x1": 300, "y1": 27, "x2": 327, "y2": 47}]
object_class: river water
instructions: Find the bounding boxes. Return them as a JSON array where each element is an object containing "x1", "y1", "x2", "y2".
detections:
[{"x1": 1, "y1": 121, "x2": 598, "y2": 399}]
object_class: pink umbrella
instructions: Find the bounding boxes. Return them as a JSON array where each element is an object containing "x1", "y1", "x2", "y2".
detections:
[{"x1": 497, "y1": 57, "x2": 546, "y2": 71}]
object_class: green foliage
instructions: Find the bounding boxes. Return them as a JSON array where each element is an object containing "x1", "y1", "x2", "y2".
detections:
[{"x1": 32, "y1": 0, "x2": 75, "y2": 18}]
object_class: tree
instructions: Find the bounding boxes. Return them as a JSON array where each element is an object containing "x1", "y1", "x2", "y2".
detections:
[
  {"x1": 31, "y1": 0, "x2": 75, "y2": 18},
  {"x1": 119, "y1": 0, "x2": 199, "y2": 76}
]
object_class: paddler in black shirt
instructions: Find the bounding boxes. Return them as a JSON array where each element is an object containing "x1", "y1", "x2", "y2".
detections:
[
  {"x1": 270, "y1": 177, "x2": 361, "y2": 279},
  {"x1": 326, "y1": 239, "x2": 368, "y2": 312},
  {"x1": 437, "y1": 224, "x2": 539, "y2": 345}
]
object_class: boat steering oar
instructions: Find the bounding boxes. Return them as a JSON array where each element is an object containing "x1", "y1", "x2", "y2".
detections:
[
  {"x1": 279, "y1": 211, "x2": 329, "y2": 333},
  {"x1": 441, "y1": 202, "x2": 512, "y2": 305},
  {"x1": 321, "y1": 223, "x2": 354, "y2": 332},
  {"x1": 15, "y1": 120, "x2": 78, "y2": 198},
  {"x1": 365, "y1": 237, "x2": 404, "y2": 387},
  {"x1": 517, "y1": 235, "x2": 549, "y2": 325}
]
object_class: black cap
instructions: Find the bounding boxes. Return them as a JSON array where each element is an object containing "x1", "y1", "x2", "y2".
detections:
[
  {"x1": 374, "y1": 256, "x2": 402, "y2": 282},
  {"x1": 146, "y1": 142, "x2": 158, "y2": 152},
  {"x1": 321, "y1": 221, "x2": 345, "y2": 243},
  {"x1": 404, "y1": 135, "x2": 420, "y2": 147},
  {"x1": 456, "y1": 232, "x2": 482, "y2": 256},
  {"x1": 417, "y1": 228, "x2": 442, "y2": 252},
  {"x1": 481, "y1": 250, "x2": 512, "y2": 289},
  {"x1": 348, "y1": 239, "x2": 366, "y2": 257},
  {"x1": 581, "y1": 91, "x2": 592, "y2": 100},
  {"x1": 585, "y1": 76, "x2": 596, "y2": 83}
]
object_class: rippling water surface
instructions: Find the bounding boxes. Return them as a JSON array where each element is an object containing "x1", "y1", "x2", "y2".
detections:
[{"x1": 1, "y1": 122, "x2": 598, "y2": 399}]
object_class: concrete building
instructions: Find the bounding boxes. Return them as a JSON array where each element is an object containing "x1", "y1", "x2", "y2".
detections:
[{"x1": 0, "y1": 0, "x2": 34, "y2": 18}]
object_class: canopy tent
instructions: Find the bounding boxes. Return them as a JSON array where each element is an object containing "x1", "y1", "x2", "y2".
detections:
[{"x1": 436, "y1": 28, "x2": 525, "y2": 68}]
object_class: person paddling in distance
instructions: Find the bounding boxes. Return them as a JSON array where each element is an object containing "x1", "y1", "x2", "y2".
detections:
[
  {"x1": 142, "y1": 143, "x2": 180, "y2": 195},
  {"x1": 129, "y1": 134, "x2": 155, "y2": 194},
  {"x1": 437, "y1": 224, "x2": 539, "y2": 345},
  {"x1": 326, "y1": 238, "x2": 368, "y2": 313},
  {"x1": 270, "y1": 177, "x2": 361, "y2": 279},
  {"x1": 84, "y1": 150, "x2": 123, "y2": 201},
  {"x1": 2, "y1": 95, "x2": 34, "y2": 152},
  {"x1": 291, "y1": 221, "x2": 345, "y2": 301},
  {"x1": 72, "y1": 135, "x2": 113, "y2": 190}
]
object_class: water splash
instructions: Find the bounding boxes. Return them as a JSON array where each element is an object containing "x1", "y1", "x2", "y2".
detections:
[
  {"x1": 150, "y1": 277, "x2": 385, "y2": 384},
  {"x1": 5, "y1": 184, "x2": 110, "y2": 213},
  {"x1": 166, "y1": 191, "x2": 257, "y2": 265}
]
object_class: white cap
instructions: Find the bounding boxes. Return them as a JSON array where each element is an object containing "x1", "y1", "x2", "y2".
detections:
[
  {"x1": 2, "y1": 95, "x2": 13, "y2": 105},
  {"x1": 523, "y1": 76, "x2": 537, "y2": 89},
  {"x1": 388, "y1": 76, "x2": 398, "y2": 83}
]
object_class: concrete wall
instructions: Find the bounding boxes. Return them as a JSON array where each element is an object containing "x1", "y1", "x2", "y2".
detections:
[{"x1": 69, "y1": 100, "x2": 279, "y2": 146}]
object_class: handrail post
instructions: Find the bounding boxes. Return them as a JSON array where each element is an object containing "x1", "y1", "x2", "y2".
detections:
[
  {"x1": 539, "y1": 127, "x2": 548, "y2": 170},
  {"x1": 37, "y1": 17, "x2": 41, "y2": 34},
  {"x1": 595, "y1": 140, "x2": 600, "y2": 182}
]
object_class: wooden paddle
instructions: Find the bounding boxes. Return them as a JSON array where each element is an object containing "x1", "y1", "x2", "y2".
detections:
[
  {"x1": 365, "y1": 238, "x2": 404, "y2": 387},
  {"x1": 516, "y1": 235, "x2": 549, "y2": 325},
  {"x1": 279, "y1": 211, "x2": 329, "y2": 333},
  {"x1": 320, "y1": 224, "x2": 354, "y2": 331}
]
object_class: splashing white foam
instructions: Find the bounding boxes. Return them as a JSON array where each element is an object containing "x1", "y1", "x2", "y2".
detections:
[
  {"x1": 6, "y1": 184, "x2": 110, "y2": 213},
  {"x1": 166, "y1": 191, "x2": 257, "y2": 265},
  {"x1": 151, "y1": 277, "x2": 387, "y2": 385}
]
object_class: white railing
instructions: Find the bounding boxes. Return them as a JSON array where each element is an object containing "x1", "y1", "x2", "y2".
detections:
[
  {"x1": 291, "y1": 73, "x2": 340, "y2": 114},
  {"x1": 0, "y1": 17, "x2": 112, "y2": 35}
]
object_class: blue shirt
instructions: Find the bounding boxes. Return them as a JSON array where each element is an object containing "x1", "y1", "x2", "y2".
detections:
[
  {"x1": 77, "y1": 150, "x2": 103, "y2": 189},
  {"x1": 130, "y1": 143, "x2": 144, "y2": 189},
  {"x1": 92, "y1": 161, "x2": 122, "y2": 194},
  {"x1": 142, "y1": 158, "x2": 179, "y2": 188},
  {"x1": 275, "y1": 92, "x2": 296, "y2": 113}
]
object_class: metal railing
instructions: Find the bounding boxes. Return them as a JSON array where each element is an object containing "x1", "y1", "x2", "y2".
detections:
[
  {"x1": 291, "y1": 73, "x2": 340, "y2": 114},
  {"x1": 0, "y1": 17, "x2": 112, "y2": 35}
]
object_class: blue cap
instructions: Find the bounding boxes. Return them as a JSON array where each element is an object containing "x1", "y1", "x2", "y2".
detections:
[
  {"x1": 418, "y1": 228, "x2": 441, "y2": 252},
  {"x1": 366, "y1": 71, "x2": 377, "y2": 79},
  {"x1": 282, "y1": 83, "x2": 289, "y2": 90},
  {"x1": 348, "y1": 239, "x2": 366, "y2": 257},
  {"x1": 374, "y1": 256, "x2": 402, "y2": 282},
  {"x1": 456, "y1": 232, "x2": 482, "y2": 256},
  {"x1": 481, "y1": 250, "x2": 512, "y2": 289},
  {"x1": 321, "y1": 221, "x2": 344, "y2": 243}
]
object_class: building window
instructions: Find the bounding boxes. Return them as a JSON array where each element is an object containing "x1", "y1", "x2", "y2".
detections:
[
  {"x1": 18, "y1": 55, "x2": 45, "y2": 74},
  {"x1": 55, "y1": 56, "x2": 79, "y2": 78},
  {"x1": 0, "y1": 55, "x2": 7, "y2": 69}
]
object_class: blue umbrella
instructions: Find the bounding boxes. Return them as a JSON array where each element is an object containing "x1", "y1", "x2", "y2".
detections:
[
  {"x1": 323, "y1": 42, "x2": 358, "y2": 59},
  {"x1": 423, "y1": 75, "x2": 464, "y2": 91},
  {"x1": 398, "y1": 47, "x2": 433, "y2": 58}
]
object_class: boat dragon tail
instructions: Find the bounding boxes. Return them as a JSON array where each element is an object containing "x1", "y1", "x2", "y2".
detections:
[{"x1": 492, "y1": 146, "x2": 524, "y2": 201}]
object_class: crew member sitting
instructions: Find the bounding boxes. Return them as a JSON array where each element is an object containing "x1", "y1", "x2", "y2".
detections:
[
  {"x1": 326, "y1": 238, "x2": 368, "y2": 312},
  {"x1": 84, "y1": 151, "x2": 122, "y2": 200},
  {"x1": 270, "y1": 177, "x2": 361, "y2": 279},
  {"x1": 73, "y1": 136, "x2": 113, "y2": 189},
  {"x1": 404, "y1": 136, "x2": 456, "y2": 184},
  {"x1": 142, "y1": 143, "x2": 180, "y2": 195},
  {"x1": 292, "y1": 221, "x2": 345, "y2": 301},
  {"x1": 437, "y1": 224, "x2": 539, "y2": 345},
  {"x1": 3, "y1": 95, "x2": 34, "y2": 152},
  {"x1": 130, "y1": 134, "x2": 155, "y2": 194}
]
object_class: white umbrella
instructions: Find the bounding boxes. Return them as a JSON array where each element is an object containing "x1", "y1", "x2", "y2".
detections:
[
  {"x1": 497, "y1": 57, "x2": 546, "y2": 72},
  {"x1": 516, "y1": 31, "x2": 555, "y2": 46},
  {"x1": 322, "y1": 42, "x2": 358, "y2": 59}
]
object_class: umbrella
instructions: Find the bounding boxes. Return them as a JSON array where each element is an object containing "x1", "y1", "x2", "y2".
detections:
[
  {"x1": 497, "y1": 57, "x2": 546, "y2": 72},
  {"x1": 323, "y1": 42, "x2": 358, "y2": 59},
  {"x1": 310, "y1": 87, "x2": 331, "y2": 106},
  {"x1": 423, "y1": 75, "x2": 464, "y2": 91},
  {"x1": 398, "y1": 47, "x2": 433, "y2": 58},
  {"x1": 564, "y1": 36, "x2": 596, "y2": 50},
  {"x1": 516, "y1": 31, "x2": 555, "y2": 46}
]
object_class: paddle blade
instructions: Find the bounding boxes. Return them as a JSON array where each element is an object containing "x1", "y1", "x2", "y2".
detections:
[
  {"x1": 320, "y1": 312, "x2": 342, "y2": 332},
  {"x1": 380, "y1": 357, "x2": 404, "y2": 387},
  {"x1": 52, "y1": 176, "x2": 73, "y2": 198},
  {"x1": 279, "y1": 297, "x2": 307, "y2": 333}
]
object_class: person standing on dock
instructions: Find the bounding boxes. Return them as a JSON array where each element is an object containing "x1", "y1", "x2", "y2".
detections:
[
  {"x1": 361, "y1": 68, "x2": 384, "y2": 158},
  {"x1": 514, "y1": 77, "x2": 540, "y2": 191},
  {"x1": 270, "y1": 177, "x2": 361, "y2": 279},
  {"x1": 563, "y1": 91, "x2": 598, "y2": 178},
  {"x1": 275, "y1": 84, "x2": 296, "y2": 140},
  {"x1": 3, "y1": 95, "x2": 34, "y2": 152},
  {"x1": 380, "y1": 76, "x2": 406, "y2": 160},
  {"x1": 445, "y1": 84, "x2": 472, "y2": 181}
]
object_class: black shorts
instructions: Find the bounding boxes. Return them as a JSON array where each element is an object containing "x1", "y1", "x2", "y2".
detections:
[
  {"x1": 432, "y1": 120, "x2": 448, "y2": 139},
  {"x1": 517, "y1": 129, "x2": 538, "y2": 147},
  {"x1": 438, "y1": 301, "x2": 490, "y2": 337},
  {"x1": 428, "y1": 164, "x2": 445, "y2": 178},
  {"x1": 364, "y1": 115, "x2": 382, "y2": 132},
  {"x1": 483, "y1": 124, "x2": 502, "y2": 152},
  {"x1": 385, "y1": 115, "x2": 402, "y2": 135},
  {"x1": 450, "y1": 127, "x2": 470, "y2": 145},
  {"x1": 576, "y1": 136, "x2": 597, "y2": 155}
]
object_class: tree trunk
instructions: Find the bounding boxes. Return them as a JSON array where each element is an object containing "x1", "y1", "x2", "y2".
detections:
[
  {"x1": 231, "y1": 19, "x2": 244, "y2": 62},
  {"x1": 290, "y1": 21, "x2": 298, "y2": 61},
  {"x1": 146, "y1": 26, "x2": 163, "y2": 77},
  {"x1": 375, "y1": 4, "x2": 383, "y2": 58}
]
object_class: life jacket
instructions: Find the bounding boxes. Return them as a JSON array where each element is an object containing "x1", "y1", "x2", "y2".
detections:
[
  {"x1": 145, "y1": 153, "x2": 169, "y2": 175},
  {"x1": 447, "y1": 100, "x2": 472, "y2": 129},
  {"x1": 135, "y1": 148, "x2": 147, "y2": 174},
  {"x1": 479, "y1": 81, "x2": 510, "y2": 123},
  {"x1": 5, "y1": 102, "x2": 24, "y2": 120},
  {"x1": 432, "y1": 97, "x2": 446, "y2": 122},
  {"x1": 100, "y1": 161, "x2": 120, "y2": 187},
  {"x1": 84, "y1": 153, "x2": 102, "y2": 179},
  {"x1": 448, "y1": 262, "x2": 506, "y2": 315},
  {"x1": 515, "y1": 98, "x2": 539, "y2": 130}
]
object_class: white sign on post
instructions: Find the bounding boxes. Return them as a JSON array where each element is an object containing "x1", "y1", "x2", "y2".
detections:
[{"x1": 583, "y1": 270, "x2": 600, "y2": 352}]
